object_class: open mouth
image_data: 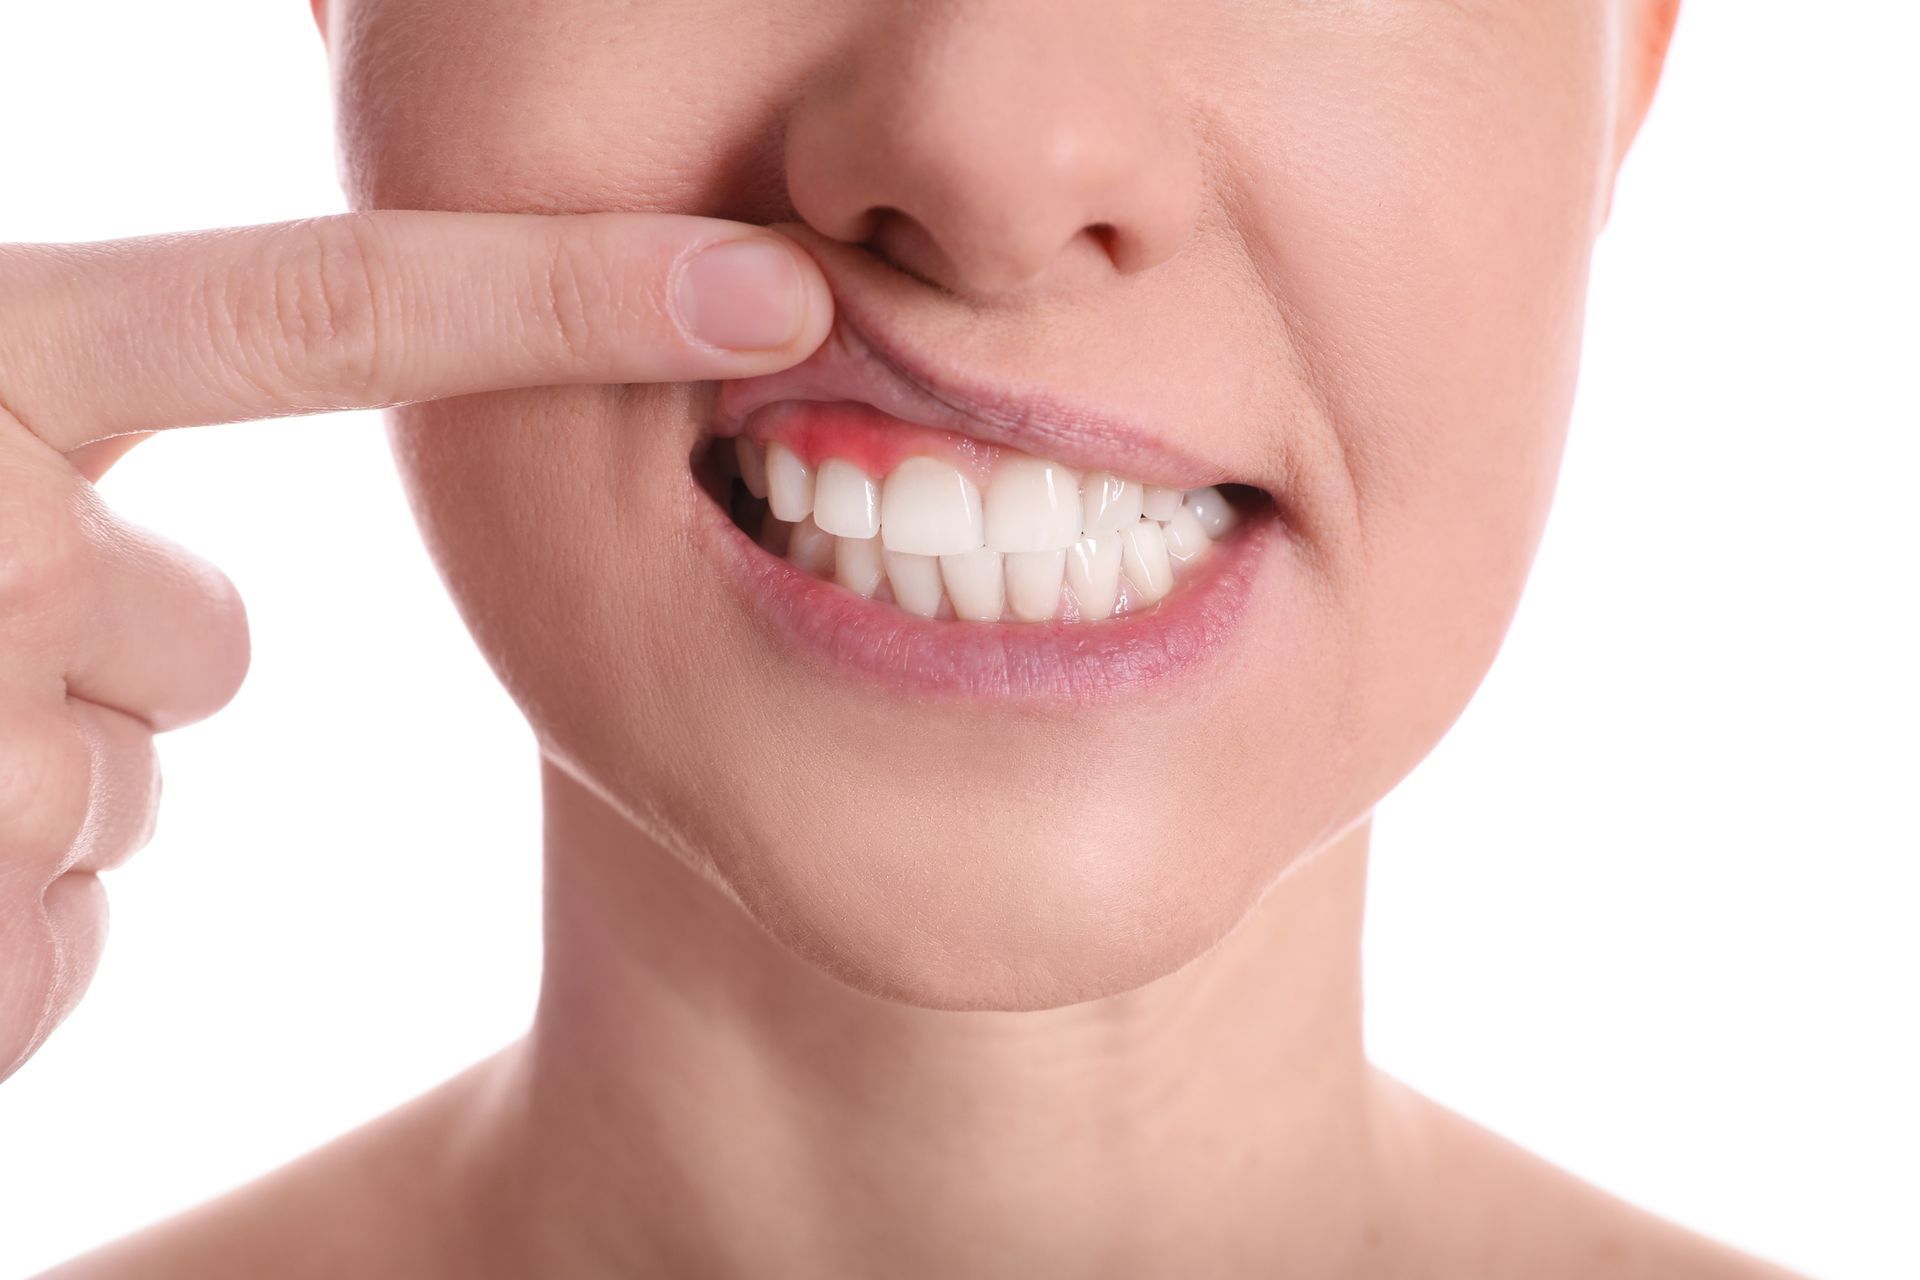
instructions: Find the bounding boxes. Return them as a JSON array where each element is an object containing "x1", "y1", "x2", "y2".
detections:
[
  {"x1": 693, "y1": 409, "x2": 1268, "y2": 624},
  {"x1": 684, "y1": 310, "x2": 1287, "y2": 696}
]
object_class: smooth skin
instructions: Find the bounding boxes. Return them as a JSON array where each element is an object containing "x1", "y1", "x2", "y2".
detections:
[{"x1": 7, "y1": 1, "x2": 1805, "y2": 1276}]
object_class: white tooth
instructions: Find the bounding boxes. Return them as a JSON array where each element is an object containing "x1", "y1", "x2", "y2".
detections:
[
  {"x1": 939, "y1": 548, "x2": 1006, "y2": 621},
  {"x1": 1141, "y1": 485, "x2": 1181, "y2": 521},
  {"x1": 734, "y1": 437, "x2": 769, "y2": 499},
  {"x1": 766, "y1": 443, "x2": 814, "y2": 522},
  {"x1": 1080, "y1": 471, "x2": 1144, "y2": 536},
  {"x1": 1065, "y1": 535, "x2": 1122, "y2": 621},
  {"x1": 834, "y1": 534, "x2": 885, "y2": 597},
  {"x1": 984, "y1": 454, "x2": 1082, "y2": 552},
  {"x1": 1120, "y1": 520, "x2": 1174, "y2": 602},
  {"x1": 883, "y1": 550, "x2": 944, "y2": 618},
  {"x1": 786, "y1": 515, "x2": 835, "y2": 576},
  {"x1": 1005, "y1": 549, "x2": 1067, "y2": 622},
  {"x1": 879, "y1": 456, "x2": 984, "y2": 555},
  {"x1": 813, "y1": 458, "x2": 881, "y2": 539},
  {"x1": 1163, "y1": 505, "x2": 1210, "y2": 564},
  {"x1": 1182, "y1": 486, "x2": 1238, "y2": 539}
]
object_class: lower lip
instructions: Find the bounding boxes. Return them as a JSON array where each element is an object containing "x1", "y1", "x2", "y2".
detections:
[{"x1": 689, "y1": 478, "x2": 1291, "y2": 701}]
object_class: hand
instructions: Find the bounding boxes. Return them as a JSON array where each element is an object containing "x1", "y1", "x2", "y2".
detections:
[{"x1": 0, "y1": 210, "x2": 832, "y2": 1081}]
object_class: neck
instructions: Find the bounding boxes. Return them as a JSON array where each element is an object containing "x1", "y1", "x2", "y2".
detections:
[{"x1": 474, "y1": 758, "x2": 1390, "y2": 1278}]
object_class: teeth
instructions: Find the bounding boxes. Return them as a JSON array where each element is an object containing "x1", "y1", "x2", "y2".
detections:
[
  {"x1": 1163, "y1": 505, "x2": 1210, "y2": 564},
  {"x1": 1065, "y1": 534, "x2": 1123, "y2": 621},
  {"x1": 766, "y1": 443, "x2": 815, "y2": 522},
  {"x1": 940, "y1": 548, "x2": 1006, "y2": 621},
  {"x1": 834, "y1": 534, "x2": 885, "y2": 598},
  {"x1": 785, "y1": 515, "x2": 835, "y2": 576},
  {"x1": 1141, "y1": 485, "x2": 1182, "y2": 521},
  {"x1": 879, "y1": 457, "x2": 984, "y2": 556},
  {"x1": 734, "y1": 438, "x2": 769, "y2": 499},
  {"x1": 883, "y1": 550, "x2": 945, "y2": 618},
  {"x1": 1081, "y1": 471, "x2": 1144, "y2": 535},
  {"x1": 984, "y1": 455, "x2": 1083, "y2": 552},
  {"x1": 1119, "y1": 520, "x2": 1173, "y2": 603},
  {"x1": 1182, "y1": 486, "x2": 1238, "y2": 540},
  {"x1": 1005, "y1": 549, "x2": 1067, "y2": 622},
  {"x1": 813, "y1": 458, "x2": 881, "y2": 539},
  {"x1": 737, "y1": 438, "x2": 1250, "y2": 623}
]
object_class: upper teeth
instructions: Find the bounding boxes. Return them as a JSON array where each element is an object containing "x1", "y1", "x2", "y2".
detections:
[{"x1": 736, "y1": 440, "x2": 1240, "y2": 622}]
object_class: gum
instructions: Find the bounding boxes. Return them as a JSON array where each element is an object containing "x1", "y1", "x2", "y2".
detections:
[{"x1": 741, "y1": 401, "x2": 1005, "y2": 488}]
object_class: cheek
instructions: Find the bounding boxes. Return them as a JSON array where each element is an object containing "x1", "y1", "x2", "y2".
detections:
[{"x1": 1219, "y1": 7, "x2": 1613, "y2": 766}]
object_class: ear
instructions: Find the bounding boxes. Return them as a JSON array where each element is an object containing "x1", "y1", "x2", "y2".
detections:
[
  {"x1": 1603, "y1": 0, "x2": 1681, "y2": 220},
  {"x1": 310, "y1": 0, "x2": 329, "y2": 46}
]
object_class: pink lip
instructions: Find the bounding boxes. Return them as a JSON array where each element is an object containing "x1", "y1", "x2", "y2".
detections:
[
  {"x1": 691, "y1": 488, "x2": 1287, "y2": 700},
  {"x1": 713, "y1": 311, "x2": 1231, "y2": 491}
]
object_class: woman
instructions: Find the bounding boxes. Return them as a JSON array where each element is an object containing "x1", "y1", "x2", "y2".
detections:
[{"x1": 1, "y1": 0, "x2": 1802, "y2": 1274}]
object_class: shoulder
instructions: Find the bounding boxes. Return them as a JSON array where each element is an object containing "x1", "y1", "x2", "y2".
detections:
[
  {"x1": 34, "y1": 1055, "x2": 509, "y2": 1280},
  {"x1": 1370, "y1": 1073, "x2": 1806, "y2": 1280}
]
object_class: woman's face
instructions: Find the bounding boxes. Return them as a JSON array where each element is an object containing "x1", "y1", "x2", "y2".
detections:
[{"x1": 328, "y1": 0, "x2": 1634, "y2": 1009}]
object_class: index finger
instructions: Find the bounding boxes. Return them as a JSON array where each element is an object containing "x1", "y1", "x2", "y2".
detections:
[{"x1": 0, "y1": 211, "x2": 833, "y2": 451}]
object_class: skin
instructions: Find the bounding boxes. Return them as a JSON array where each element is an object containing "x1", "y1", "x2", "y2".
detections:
[{"x1": 0, "y1": 0, "x2": 1808, "y2": 1275}]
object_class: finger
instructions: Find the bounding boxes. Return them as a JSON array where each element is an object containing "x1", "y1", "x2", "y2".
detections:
[
  {"x1": 0, "y1": 414, "x2": 250, "y2": 731},
  {"x1": 64, "y1": 503, "x2": 252, "y2": 733},
  {"x1": 62, "y1": 697, "x2": 162, "y2": 878},
  {"x1": 0, "y1": 211, "x2": 834, "y2": 450},
  {"x1": 0, "y1": 869, "x2": 106, "y2": 1084}
]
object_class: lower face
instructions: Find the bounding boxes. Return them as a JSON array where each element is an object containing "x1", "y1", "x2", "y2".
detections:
[{"x1": 341, "y1": 0, "x2": 1615, "y2": 1009}]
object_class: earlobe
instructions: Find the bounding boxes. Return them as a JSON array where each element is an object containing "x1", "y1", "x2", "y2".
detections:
[
  {"x1": 1603, "y1": 0, "x2": 1682, "y2": 219},
  {"x1": 310, "y1": 0, "x2": 329, "y2": 45}
]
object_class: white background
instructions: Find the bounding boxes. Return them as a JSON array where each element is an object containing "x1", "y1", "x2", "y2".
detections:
[{"x1": 0, "y1": 3, "x2": 1914, "y2": 1277}]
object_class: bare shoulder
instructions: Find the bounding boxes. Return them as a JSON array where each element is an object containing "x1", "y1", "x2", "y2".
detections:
[
  {"x1": 34, "y1": 1054, "x2": 512, "y2": 1280},
  {"x1": 1370, "y1": 1073, "x2": 1806, "y2": 1280}
]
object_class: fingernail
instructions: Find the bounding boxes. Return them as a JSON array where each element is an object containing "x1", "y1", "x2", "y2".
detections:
[{"x1": 674, "y1": 238, "x2": 808, "y2": 351}]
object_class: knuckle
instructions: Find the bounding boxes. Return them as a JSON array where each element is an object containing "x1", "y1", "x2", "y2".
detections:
[
  {"x1": 0, "y1": 706, "x2": 91, "y2": 864},
  {"x1": 220, "y1": 215, "x2": 393, "y2": 402}
]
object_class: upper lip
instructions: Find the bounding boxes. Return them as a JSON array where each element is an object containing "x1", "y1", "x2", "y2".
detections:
[{"x1": 711, "y1": 276, "x2": 1235, "y2": 490}]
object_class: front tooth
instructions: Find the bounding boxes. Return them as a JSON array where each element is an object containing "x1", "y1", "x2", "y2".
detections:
[
  {"x1": 879, "y1": 456, "x2": 985, "y2": 555},
  {"x1": 1120, "y1": 520, "x2": 1173, "y2": 602},
  {"x1": 1081, "y1": 471, "x2": 1144, "y2": 535},
  {"x1": 883, "y1": 550, "x2": 944, "y2": 618},
  {"x1": 1141, "y1": 485, "x2": 1182, "y2": 521},
  {"x1": 1006, "y1": 549, "x2": 1067, "y2": 622},
  {"x1": 786, "y1": 516, "x2": 835, "y2": 576},
  {"x1": 985, "y1": 455, "x2": 1082, "y2": 552},
  {"x1": 766, "y1": 443, "x2": 815, "y2": 521},
  {"x1": 734, "y1": 438, "x2": 769, "y2": 499},
  {"x1": 1065, "y1": 535, "x2": 1122, "y2": 620},
  {"x1": 834, "y1": 534, "x2": 885, "y2": 597},
  {"x1": 940, "y1": 548, "x2": 1006, "y2": 621},
  {"x1": 1163, "y1": 505, "x2": 1210, "y2": 564},
  {"x1": 1182, "y1": 486, "x2": 1238, "y2": 539},
  {"x1": 813, "y1": 458, "x2": 881, "y2": 539}
]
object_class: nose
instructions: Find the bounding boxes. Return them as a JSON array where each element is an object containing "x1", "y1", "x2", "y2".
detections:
[{"x1": 784, "y1": 2, "x2": 1201, "y2": 300}]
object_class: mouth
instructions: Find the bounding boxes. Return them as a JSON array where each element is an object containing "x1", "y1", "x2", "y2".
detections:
[{"x1": 687, "y1": 311, "x2": 1287, "y2": 697}]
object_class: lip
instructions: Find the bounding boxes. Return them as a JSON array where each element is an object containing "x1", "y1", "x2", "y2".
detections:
[
  {"x1": 690, "y1": 484, "x2": 1287, "y2": 701},
  {"x1": 713, "y1": 310, "x2": 1235, "y2": 493}
]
